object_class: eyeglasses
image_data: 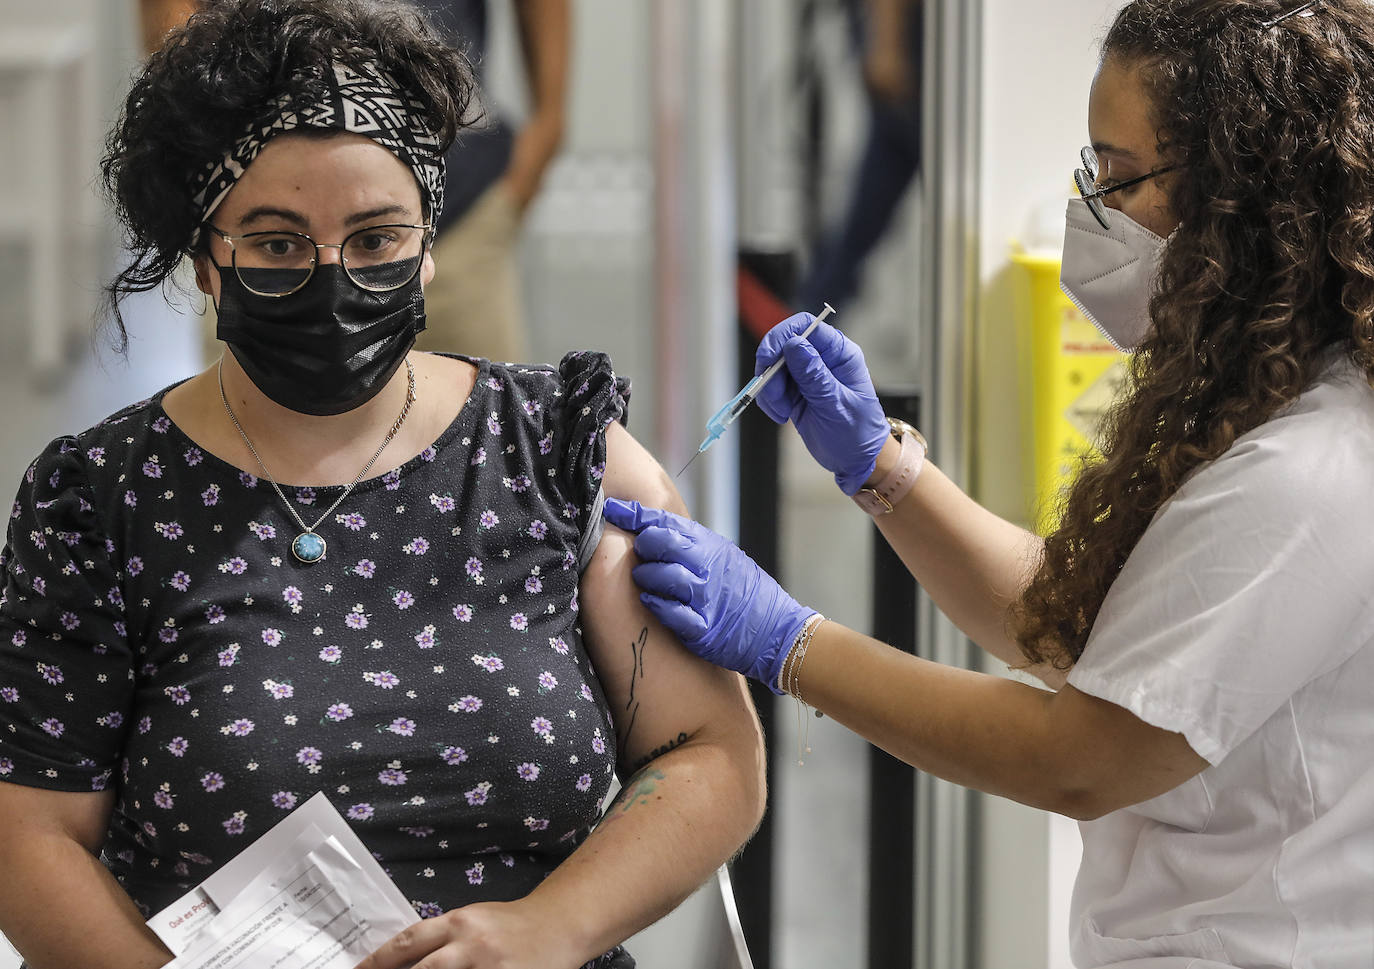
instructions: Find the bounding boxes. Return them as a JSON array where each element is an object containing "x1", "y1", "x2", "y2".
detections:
[
  {"x1": 204, "y1": 223, "x2": 434, "y2": 297},
  {"x1": 1260, "y1": 0, "x2": 1322, "y2": 29},
  {"x1": 1073, "y1": 146, "x2": 1178, "y2": 230}
]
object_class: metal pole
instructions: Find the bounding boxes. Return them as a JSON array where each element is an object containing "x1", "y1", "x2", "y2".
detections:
[
  {"x1": 915, "y1": 1, "x2": 982, "y2": 966},
  {"x1": 651, "y1": 0, "x2": 689, "y2": 480},
  {"x1": 868, "y1": 389, "x2": 922, "y2": 969},
  {"x1": 651, "y1": 0, "x2": 739, "y2": 532}
]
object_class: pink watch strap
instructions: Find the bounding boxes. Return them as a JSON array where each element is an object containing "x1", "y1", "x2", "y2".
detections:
[{"x1": 852, "y1": 429, "x2": 926, "y2": 515}]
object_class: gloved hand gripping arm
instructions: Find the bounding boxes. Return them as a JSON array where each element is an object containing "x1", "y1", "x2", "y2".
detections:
[{"x1": 601, "y1": 498, "x2": 817, "y2": 693}]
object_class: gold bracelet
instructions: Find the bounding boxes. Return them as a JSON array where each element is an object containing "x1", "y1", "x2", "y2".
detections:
[
  {"x1": 776, "y1": 615, "x2": 815, "y2": 695},
  {"x1": 777, "y1": 614, "x2": 810, "y2": 696},
  {"x1": 782, "y1": 614, "x2": 826, "y2": 765},
  {"x1": 786, "y1": 614, "x2": 825, "y2": 702}
]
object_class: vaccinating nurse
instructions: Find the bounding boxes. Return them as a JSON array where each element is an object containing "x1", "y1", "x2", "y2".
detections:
[{"x1": 603, "y1": 1, "x2": 1374, "y2": 966}]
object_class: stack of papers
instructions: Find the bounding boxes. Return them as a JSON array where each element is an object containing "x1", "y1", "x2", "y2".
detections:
[{"x1": 147, "y1": 793, "x2": 420, "y2": 969}]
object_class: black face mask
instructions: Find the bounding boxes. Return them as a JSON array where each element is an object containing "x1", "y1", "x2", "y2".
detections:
[{"x1": 214, "y1": 261, "x2": 427, "y2": 417}]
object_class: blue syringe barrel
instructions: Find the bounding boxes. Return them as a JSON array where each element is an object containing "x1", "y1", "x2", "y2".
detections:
[
  {"x1": 694, "y1": 302, "x2": 835, "y2": 457},
  {"x1": 705, "y1": 381, "x2": 758, "y2": 440}
]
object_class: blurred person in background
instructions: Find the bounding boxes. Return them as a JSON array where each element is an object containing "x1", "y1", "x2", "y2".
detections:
[
  {"x1": 138, "y1": 0, "x2": 201, "y2": 53},
  {"x1": 0, "y1": 2, "x2": 764, "y2": 968},
  {"x1": 797, "y1": 0, "x2": 922, "y2": 315},
  {"x1": 408, "y1": 0, "x2": 570, "y2": 364}
]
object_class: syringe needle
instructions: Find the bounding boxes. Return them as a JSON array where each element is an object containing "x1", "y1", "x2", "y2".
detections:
[
  {"x1": 674, "y1": 302, "x2": 836, "y2": 479},
  {"x1": 676, "y1": 449, "x2": 701, "y2": 478}
]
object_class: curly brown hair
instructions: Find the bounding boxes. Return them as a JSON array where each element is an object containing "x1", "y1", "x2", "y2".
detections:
[
  {"x1": 1013, "y1": 0, "x2": 1374, "y2": 670},
  {"x1": 100, "y1": 0, "x2": 475, "y2": 350}
]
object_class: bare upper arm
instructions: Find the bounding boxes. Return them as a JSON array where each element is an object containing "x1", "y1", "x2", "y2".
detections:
[
  {"x1": 0, "y1": 781, "x2": 114, "y2": 854},
  {"x1": 579, "y1": 423, "x2": 763, "y2": 775},
  {"x1": 1049, "y1": 684, "x2": 1210, "y2": 819}
]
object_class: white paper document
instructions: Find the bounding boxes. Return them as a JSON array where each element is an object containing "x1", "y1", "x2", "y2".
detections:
[{"x1": 148, "y1": 793, "x2": 419, "y2": 969}]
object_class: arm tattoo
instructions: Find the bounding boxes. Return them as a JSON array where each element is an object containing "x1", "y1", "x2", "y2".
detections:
[
  {"x1": 601, "y1": 767, "x2": 666, "y2": 825},
  {"x1": 627, "y1": 731, "x2": 689, "y2": 773},
  {"x1": 620, "y1": 627, "x2": 648, "y2": 751},
  {"x1": 628, "y1": 627, "x2": 647, "y2": 702}
]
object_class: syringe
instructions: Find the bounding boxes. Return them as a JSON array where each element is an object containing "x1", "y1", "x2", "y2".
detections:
[{"x1": 678, "y1": 303, "x2": 836, "y2": 476}]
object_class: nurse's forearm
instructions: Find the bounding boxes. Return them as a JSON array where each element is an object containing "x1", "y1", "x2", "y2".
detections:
[
  {"x1": 864, "y1": 449, "x2": 1060, "y2": 686},
  {"x1": 790, "y1": 622, "x2": 1193, "y2": 819},
  {"x1": 0, "y1": 832, "x2": 172, "y2": 969}
]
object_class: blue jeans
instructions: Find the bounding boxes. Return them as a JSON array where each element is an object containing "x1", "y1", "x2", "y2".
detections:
[{"x1": 797, "y1": 7, "x2": 923, "y2": 313}]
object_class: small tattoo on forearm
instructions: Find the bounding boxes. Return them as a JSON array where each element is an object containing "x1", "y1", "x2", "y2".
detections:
[
  {"x1": 628, "y1": 731, "x2": 689, "y2": 773},
  {"x1": 603, "y1": 767, "x2": 666, "y2": 823}
]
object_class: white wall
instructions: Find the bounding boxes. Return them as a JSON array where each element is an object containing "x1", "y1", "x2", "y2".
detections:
[{"x1": 973, "y1": 2, "x2": 1123, "y2": 968}]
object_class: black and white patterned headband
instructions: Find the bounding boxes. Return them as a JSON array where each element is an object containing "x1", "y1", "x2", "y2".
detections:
[{"x1": 189, "y1": 61, "x2": 444, "y2": 246}]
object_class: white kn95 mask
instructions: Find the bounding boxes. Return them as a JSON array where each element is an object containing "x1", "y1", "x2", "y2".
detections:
[{"x1": 1059, "y1": 197, "x2": 1168, "y2": 352}]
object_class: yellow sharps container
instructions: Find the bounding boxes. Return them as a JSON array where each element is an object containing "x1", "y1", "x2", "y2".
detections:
[{"x1": 1010, "y1": 248, "x2": 1126, "y2": 534}]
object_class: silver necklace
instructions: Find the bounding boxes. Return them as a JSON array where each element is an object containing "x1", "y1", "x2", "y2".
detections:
[{"x1": 217, "y1": 358, "x2": 418, "y2": 564}]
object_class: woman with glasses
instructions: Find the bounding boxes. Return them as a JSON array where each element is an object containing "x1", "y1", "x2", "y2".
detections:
[
  {"x1": 608, "y1": 0, "x2": 1374, "y2": 965},
  {"x1": 0, "y1": 2, "x2": 766, "y2": 968}
]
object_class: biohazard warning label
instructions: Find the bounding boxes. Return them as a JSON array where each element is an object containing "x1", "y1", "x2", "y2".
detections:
[{"x1": 1065, "y1": 361, "x2": 1127, "y2": 446}]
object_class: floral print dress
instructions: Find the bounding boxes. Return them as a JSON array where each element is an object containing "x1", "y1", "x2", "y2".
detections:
[{"x1": 0, "y1": 352, "x2": 635, "y2": 964}]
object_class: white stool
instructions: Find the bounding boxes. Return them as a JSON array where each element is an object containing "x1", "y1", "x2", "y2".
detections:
[{"x1": 0, "y1": 22, "x2": 97, "y2": 384}]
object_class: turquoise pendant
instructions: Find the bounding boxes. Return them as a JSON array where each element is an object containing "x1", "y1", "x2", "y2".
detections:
[{"x1": 291, "y1": 532, "x2": 327, "y2": 564}]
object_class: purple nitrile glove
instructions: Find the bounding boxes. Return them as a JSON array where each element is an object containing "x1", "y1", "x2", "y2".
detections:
[
  {"x1": 754, "y1": 314, "x2": 891, "y2": 496},
  {"x1": 602, "y1": 498, "x2": 817, "y2": 694}
]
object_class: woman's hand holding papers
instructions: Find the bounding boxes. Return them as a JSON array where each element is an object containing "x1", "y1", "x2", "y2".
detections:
[{"x1": 354, "y1": 898, "x2": 574, "y2": 969}]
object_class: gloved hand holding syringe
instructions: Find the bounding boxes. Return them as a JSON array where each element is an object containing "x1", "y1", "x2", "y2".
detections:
[{"x1": 678, "y1": 303, "x2": 836, "y2": 475}]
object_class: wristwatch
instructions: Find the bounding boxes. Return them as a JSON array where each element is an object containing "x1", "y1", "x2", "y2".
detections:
[{"x1": 852, "y1": 417, "x2": 928, "y2": 516}]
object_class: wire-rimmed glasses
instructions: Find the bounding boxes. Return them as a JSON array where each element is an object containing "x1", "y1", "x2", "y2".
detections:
[
  {"x1": 204, "y1": 223, "x2": 434, "y2": 297},
  {"x1": 1073, "y1": 146, "x2": 1178, "y2": 230}
]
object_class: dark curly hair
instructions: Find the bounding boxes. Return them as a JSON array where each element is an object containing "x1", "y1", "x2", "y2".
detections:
[
  {"x1": 100, "y1": 0, "x2": 475, "y2": 350},
  {"x1": 1013, "y1": 0, "x2": 1374, "y2": 669}
]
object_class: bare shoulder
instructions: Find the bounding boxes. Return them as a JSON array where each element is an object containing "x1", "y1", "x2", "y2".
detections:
[
  {"x1": 601, "y1": 422, "x2": 686, "y2": 516},
  {"x1": 413, "y1": 351, "x2": 477, "y2": 408}
]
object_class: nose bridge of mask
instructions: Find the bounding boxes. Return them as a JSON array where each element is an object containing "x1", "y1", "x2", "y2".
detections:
[
  {"x1": 1065, "y1": 196, "x2": 1107, "y2": 234},
  {"x1": 1065, "y1": 196, "x2": 1166, "y2": 242}
]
